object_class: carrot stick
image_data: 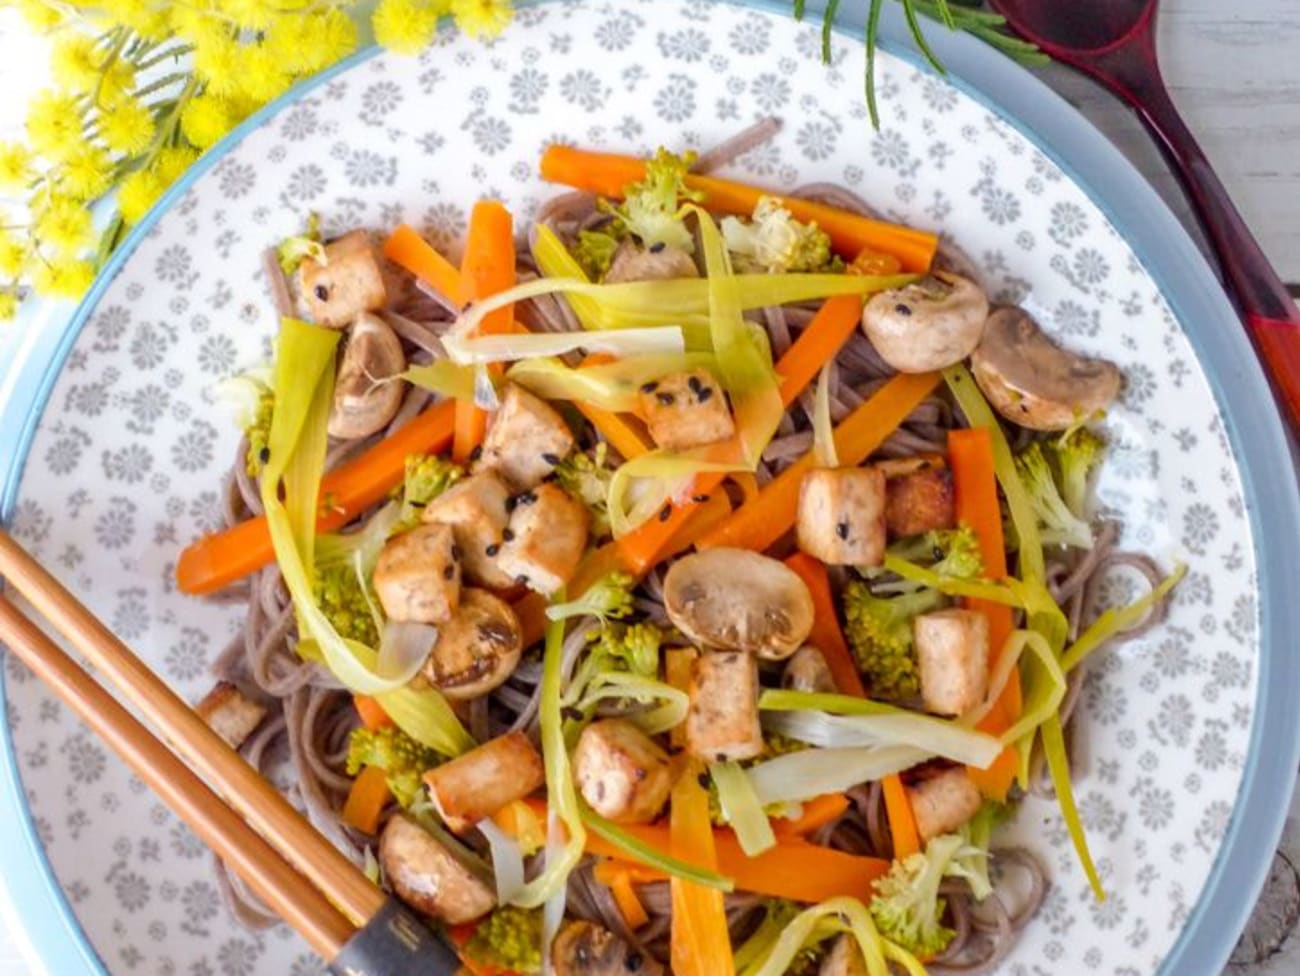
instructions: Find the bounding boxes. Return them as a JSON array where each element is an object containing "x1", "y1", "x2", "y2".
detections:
[
  {"x1": 697, "y1": 372, "x2": 941, "y2": 554},
  {"x1": 352, "y1": 695, "x2": 393, "y2": 731},
  {"x1": 341, "y1": 765, "x2": 391, "y2": 834},
  {"x1": 607, "y1": 869, "x2": 651, "y2": 930},
  {"x1": 383, "y1": 225, "x2": 465, "y2": 307},
  {"x1": 539, "y1": 145, "x2": 939, "y2": 272},
  {"x1": 948, "y1": 428, "x2": 1021, "y2": 800},
  {"x1": 615, "y1": 293, "x2": 867, "y2": 574},
  {"x1": 578, "y1": 402, "x2": 653, "y2": 460},
  {"x1": 783, "y1": 553, "x2": 865, "y2": 697},
  {"x1": 453, "y1": 201, "x2": 517, "y2": 462},
  {"x1": 881, "y1": 774, "x2": 922, "y2": 860},
  {"x1": 176, "y1": 400, "x2": 458, "y2": 595},
  {"x1": 771, "y1": 792, "x2": 850, "y2": 837}
]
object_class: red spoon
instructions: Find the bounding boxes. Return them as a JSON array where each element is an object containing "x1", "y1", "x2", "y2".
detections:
[{"x1": 986, "y1": 0, "x2": 1300, "y2": 431}]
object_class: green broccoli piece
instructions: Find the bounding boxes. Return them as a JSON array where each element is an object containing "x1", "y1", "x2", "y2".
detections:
[
  {"x1": 346, "y1": 725, "x2": 442, "y2": 810},
  {"x1": 554, "y1": 443, "x2": 614, "y2": 536},
  {"x1": 842, "y1": 583, "x2": 944, "y2": 701},
  {"x1": 244, "y1": 388, "x2": 274, "y2": 477},
  {"x1": 546, "y1": 571, "x2": 636, "y2": 624},
  {"x1": 314, "y1": 561, "x2": 380, "y2": 647},
  {"x1": 573, "y1": 228, "x2": 622, "y2": 280},
  {"x1": 276, "y1": 213, "x2": 324, "y2": 275},
  {"x1": 588, "y1": 620, "x2": 662, "y2": 677},
  {"x1": 720, "y1": 196, "x2": 838, "y2": 274},
  {"x1": 464, "y1": 906, "x2": 543, "y2": 975},
  {"x1": 394, "y1": 453, "x2": 464, "y2": 530},
  {"x1": 946, "y1": 802, "x2": 1005, "y2": 901},
  {"x1": 1048, "y1": 426, "x2": 1105, "y2": 518},
  {"x1": 604, "y1": 148, "x2": 704, "y2": 254},
  {"x1": 887, "y1": 525, "x2": 985, "y2": 581},
  {"x1": 1015, "y1": 441, "x2": 1094, "y2": 550}
]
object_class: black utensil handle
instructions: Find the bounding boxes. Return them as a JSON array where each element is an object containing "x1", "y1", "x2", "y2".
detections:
[{"x1": 329, "y1": 899, "x2": 462, "y2": 976}]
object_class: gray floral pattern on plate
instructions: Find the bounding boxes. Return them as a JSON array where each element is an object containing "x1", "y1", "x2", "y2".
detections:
[{"x1": 1, "y1": 1, "x2": 1256, "y2": 973}]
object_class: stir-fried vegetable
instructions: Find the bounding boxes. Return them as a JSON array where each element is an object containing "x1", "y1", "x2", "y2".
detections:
[
  {"x1": 544, "y1": 571, "x2": 636, "y2": 623},
  {"x1": 346, "y1": 724, "x2": 441, "y2": 808},
  {"x1": 1048, "y1": 425, "x2": 1105, "y2": 519},
  {"x1": 276, "y1": 213, "x2": 323, "y2": 276},
  {"x1": 842, "y1": 584, "x2": 943, "y2": 701},
  {"x1": 602, "y1": 147, "x2": 703, "y2": 253},
  {"x1": 383, "y1": 223, "x2": 465, "y2": 307},
  {"x1": 464, "y1": 905, "x2": 544, "y2": 975},
  {"x1": 722, "y1": 196, "x2": 837, "y2": 274},
  {"x1": 507, "y1": 352, "x2": 720, "y2": 413},
  {"x1": 748, "y1": 896, "x2": 925, "y2": 976},
  {"x1": 1015, "y1": 440, "x2": 1095, "y2": 550},
  {"x1": 710, "y1": 761, "x2": 778, "y2": 856}
]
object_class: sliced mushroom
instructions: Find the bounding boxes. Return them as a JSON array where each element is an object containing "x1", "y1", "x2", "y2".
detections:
[
  {"x1": 663, "y1": 548, "x2": 814, "y2": 660},
  {"x1": 970, "y1": 307, "x2": 1123, "y2": 431},
  {"x1": 782, "y1": 645, "x2": 836, "y2": 694},
  {"x1": 327, "y1": 313, "x2": 407, "y2": 439},
  {"x1": 423, "y1": 588, "x2": 522, "y2": 699},
  {"x1": 552, "y1": 921, "x2": 665, "y2": 976},
  {"x1": 860, "y1": 271, "x2": 989, "y2": 373}
]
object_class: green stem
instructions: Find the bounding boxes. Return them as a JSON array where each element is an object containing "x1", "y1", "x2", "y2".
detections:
[
  {"x1": 91, "y1": 28, "x2": 131, "y2": 107},
  {"x1": 134, "y1": 45, "x2": 195, "y2": 71},
  {"x1": 132, "y1": 71, "x2": 190, "y2": 101},
  {"x1": 93, "y1": 214, "x2": 126, "y2": 269}
]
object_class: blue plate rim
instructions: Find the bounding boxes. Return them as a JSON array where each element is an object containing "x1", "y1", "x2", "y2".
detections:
[{"x1": 1, "y1": 1, "x2": 1297, "y2": 973}]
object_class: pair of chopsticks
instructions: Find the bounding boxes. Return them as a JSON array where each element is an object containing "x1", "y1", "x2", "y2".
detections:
[{"x1": 0, "y1": 529, "x2": 458, "y2": 973}]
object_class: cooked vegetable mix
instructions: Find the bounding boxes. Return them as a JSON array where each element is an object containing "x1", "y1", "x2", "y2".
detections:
[{"x1": 184, "y1": 128, "x2": 1185, "y2": 974}]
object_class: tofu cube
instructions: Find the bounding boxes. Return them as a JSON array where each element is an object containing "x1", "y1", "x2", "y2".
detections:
[
  {"x1": 495, "y1": 483, "x2": 589, "y2": 595},
  {"x1": 639, "y1": 370, "x2": 736, "y2": 452},
  {"x1": 819, "y1": 934, "x2": 868, "y2": 976},
  {"x1": 574, "y1": 719, "x2": 674, "y2": 824},
  {"x1": 423, "y1": 731, "x2": 545, "y2": 833},
  {"x1": 421, "y1": 472, "x2": 515, "y2": 590},
  {"x1": 885, "y1": 466, "x2": 956, "y2": 539},
  {"x1": 378, "y1": 813, "x2": 495, "y2": 924},
  {"x1": 195, "y1": 682, "x2": 266, "y2": 750},
  {"x1": 299, "y1": 230, "x2": 389, "y2": 329},
  {"x1": 373, "y1": 523, "x2": 461, "y2": 625},
  {"x1": 906, "y1": 767, "x2": 983, "y2": 843},
  {"x1": 686, "y1": 650, "x2": 763, "y2": 763},
  {"x1": 473, "y1": 384, "x2": 575, "y2": 490},
  {"x1": 796, "y1": 467, "x2": 887, "y2": 567},
  {"x1": 913, "y1": 609, "x2": 990, "y2": 716},
  {"x1": 604, "y1": 240, "x2": 699, "y2": 283}
]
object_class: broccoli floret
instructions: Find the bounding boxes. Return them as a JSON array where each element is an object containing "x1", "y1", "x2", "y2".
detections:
[
  {"x1": 314, "y1": 561, "x2": 380, "y2": 646},
  {"x1": 1015, "y1": 441, "x2": 1094, "y2": 550},
  {"x1": 842, "y1": 584, "x2": 944, "y2": 701},
  {"x1": 870, "y1": 833, "x2": 963, "y2": 959},
  {"x1": 546, "y1": 571, "x2": 636, "y2": 624},
  {"x1": 720, "y1": 196, "x2": 838, "y2": 274},
  {"x1": 1048, "y1": 426, "x2": 1105, "y2": 518},
  {"x1": 346, "y1": 725, "x2": 442, "y2": 809},
  {"x1": 395, "y1": 453, "x2": 464, "y2": 530},
  {"x1": 588, "y1": 620, "x2": 662, "y2": 677},
  {"x1": 573, "y1": 228, "x2": 622, "y2": 280},
  {"x1": 244, "y1": 388, "x2": 274, "y2": 477},
  {"x1": 887, "y1": 525, "x2": 985, "y2": 581},
  {"x1": 554, "y1": 443, "x2": 614, "y2": 536},
  {"x1": 946, "y1": 802, "x2": 1004, "y2": 901},
  {"x1": 464, "y1": 906, "x2": 543, "y2": 975},
  {"x1": 604, "y1": 148, "x2": 704, "y2": 254},
  {"x1": 276, "y1": 212, "x2": 324, "y2": 275}
]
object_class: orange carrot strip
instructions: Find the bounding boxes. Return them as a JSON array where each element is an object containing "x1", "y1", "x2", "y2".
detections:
[
  {"x1": 341, "y1": 765, "x2": 391, "y2": 834},
  {"x1": 453, "y1": 201, "x2": 517, "y2": 462},
  {"x1": 352, "y1": 695, "x2": 393, "y2": 731},
  {"x1": 615, "y1": 293, "x2": 866, "y2": 574},
  {"x1": 176, "y1": 400, "x2": 458, "y2": 595},
  {"x1": 772, "y1": 793, "x2": 850, "y2": 837},
  {"x1": 948, "y1": 428, "x2": 1021, "y2": 801},
  {"x1": 539, "y1": 145, "x2": 939, "y2": 272},
  {"x1": 383, "y1": 224, "x2": 465, "y2": 306},
  {"x1": 578, "y1": 401, "x2": 653, "y2": 460},
  {"x1": 881, "y1": 773, "x2": 922, "y2": 860},
  {"x1": 608, "y1": 869, "x2": 651, "y2": 930},
  {"x1": 783, "y1": 552, "x2": 866, "y2": 697},
  {"x1": 697, "y1": 372, "x2": 941, "y2": 554}
]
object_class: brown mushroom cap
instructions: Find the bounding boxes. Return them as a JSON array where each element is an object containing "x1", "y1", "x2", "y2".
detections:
[
  {"x1": 861, "y1": 272, "x2": 989, "y2": 373},
  {"x1": 327, "y1": 313, "x2": 407, "y2": 439},
  {"x1": 970, "y1": 307, "x2": 1122, "y2": 431},
  {"x1": 423, "y1": 588, "x2": 522, "y2": 699},
  {"x1": 663, "y1": 548, "x2": 814, "y2": 660}
]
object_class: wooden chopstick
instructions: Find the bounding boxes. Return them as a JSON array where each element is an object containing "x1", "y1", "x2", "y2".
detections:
[
  {"x1": 0, "y1": 529, "x2": 386, "y2": 926},
  {"x1": 0, "y1": 594, "x2": 355, "y2": 959}
]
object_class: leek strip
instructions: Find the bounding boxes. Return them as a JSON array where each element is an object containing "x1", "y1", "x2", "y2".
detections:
[
  {"x1": 403, "y1": 360, "x2": 479, "y2": 402},
  {"x1": 760, "y1": 710, "x2": 1002, "y2": 768},
  {"x1": 812, "y1": 365, "x2": 839, "y2": 467},
  {"x1": 577, "y1": 802, "x2": 735, "y2": 891},
  {"x1": 569, "y1": 673, "x2": 689, "y2": 736},
  {"x1": 1062, "y1": 563, "x2": 1187, "y2": 673},
  {"x1": 746, "y1": 746, "x2": 928, "y2": 806},
  {"x1": 752, "y1": 897, "x2": 903, "y2": 976},
  {"x1": 443, "y1": 325, "x2": 685, "y2": 364},
  {"x1": 989, "y1": 632, "x2": 1065, "y2": 746},
  {"x1": 1042, "y1": 713, "x2": 1104, "y2": 899},
  {"x1": 376, "y1": 685, "x2": 475, "y2": 756},
  {"x1": 880, "y1": 555, "x2": 1024, "y2": 607},
  {"x1": 709, "y1": 762, "x2": 777, "y2": 856},
  {"x1": 507, "y1": 352, "x2": 720, "y2": 412},
  {"x1": 478, "y1": 817, "x2": 526, "y2": 905}
]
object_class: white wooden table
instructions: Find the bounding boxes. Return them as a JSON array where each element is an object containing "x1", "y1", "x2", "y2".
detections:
[{"x1": 0, "y1": 0, "x2": 1297, "y2": 972}]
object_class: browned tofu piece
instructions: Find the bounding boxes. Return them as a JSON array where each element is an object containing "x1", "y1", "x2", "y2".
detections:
[
  {"x1": 819, "y1": 934, "x2": 868, "y2": 976},
  {"x1": 885, "y1": 467, "x2": 956, "y2": 539},
  {"x1": 782, "y1": 645, "x2": 836, "y2": 694},
  {"x1": 373, "y1": 523, "x2": 461, "y2": 625},
  {"x1": 685, "y1": 650, "x2": 763, "y2": 763},
  {"x1": 796, "y1": 467, "x2": 887, "y2": 567},
  {"x1": 378, "y1": 813, "x2": 495, "y2": 924},
  {"x1": 553, "y1": 921, "x2": 665, "y2": 976},
  {"x1": 573, "y1": 719, "x2": 673, "y2": 824},
  {"x1": 906, "y1": 767, "x2": 983, "y2": 842},
  {"x1": 195, "y1": 682, "x2": 266, "y2": 750},
  {"x1": 913, "y1": 608, "x2": 989, "y2": 716},
  {"x1": 473, "y1": 384, "x2": 575, "y2": 490},
  {"x1": 604, "y1": 239, "x2": 699, "y2": 283},
  {"x1": 299, "y1": 229, "x2": 388, "y2": 328},
  {"x1": 423, "y1": 588, "x2": 522, "y2": 700},
  {"x1": 638, "y1": 369, "x2": 736, "y2": 452},
  {"x1": 423, "y1": 731, "x2": 545, "y2": 833},
  {"x1": 421, "y1": 472, "x2": 515, "y2": 589},
  {"x1": 495, "y1": 482, "x2": 589, "y2": 595}
]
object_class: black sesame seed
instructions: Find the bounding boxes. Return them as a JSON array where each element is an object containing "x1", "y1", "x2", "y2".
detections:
[
  {"x1": 697, "y1": 772, "x2": 710, "y2": 788},
  {"x1": 656, "y1": 391, "x2": 675, "y2": 406},
  {"x1": 667, "y1": 744, "x2": 684, "y2": 755},
  {"x1": 687, "y1": 375, "x2": 705, "y2": 395},
  {"x1": 895, "y1": 303, "x2": 912, "y2": 316},
  {"x1": 451, "y1": 545, "x2": 462, "y2": 561},
  {"x1": 836, "y1": 521, "x2": 850, "y2": 540},
  {"x1": 409, "y1": 499, "x2": 427, "y2": 508},
  {"x1": 692, "y1": 493, "x2": 710, "y2": 503},
  {"x1": 258, "y1": 447, "x2": 271, "y2": 463},
  {"x1": 659, "y1": 505, "x2": 673, "y2": 522},
  {"x1": 562, "y1": 706, "x2": 585, "y2": 722},
  {"x1": 626, "y1": 951, "x2": 644, "y2": 972},
  {"x1": 649, "y1": 241, "x2": 666, "y2": 253},
  {"x1": 443, "y1": 565, "x2": 455, "y2": 580},
  {"x1": 515, "y1": 574, "x2": 530, "y2": 585},
  {"x1": 313, "y1": 284, "x2": 330, "y2": 302},
  {"x1": 715, "y1": 752, "x2": 728, "y2": 763},
  {"x1": 505, "y1": 495, "x2": 518, "y2": 512},
  {"x1": 634, "y1": 767, "x2": 647, "y2": 781},
  {"x1": 696, "y1": 385, "x2": 714, "y2": 402},
  {"x1": 469, "y1": 445, "x2": 483, "y2": 462},
  {"x1": 517, "y1": 491, "x2": 537, "y2": 505},
  {"x1": 502, "y1": 528, "x2": 515, "y2": 542},
  {"x1": 486, "y1": 543, "x2": 500, "y2": 557},
  {"x1": 541, "y1": 452, "x2": 560, "y2": 466},
  {"x1": 640, "y1": 381, "x2": 659, "y2": 394}
]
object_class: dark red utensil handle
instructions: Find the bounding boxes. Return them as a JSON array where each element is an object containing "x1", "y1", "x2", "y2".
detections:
[{"x1": 1247, "y1": 314, "x2": 1300, "y2": 433}]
